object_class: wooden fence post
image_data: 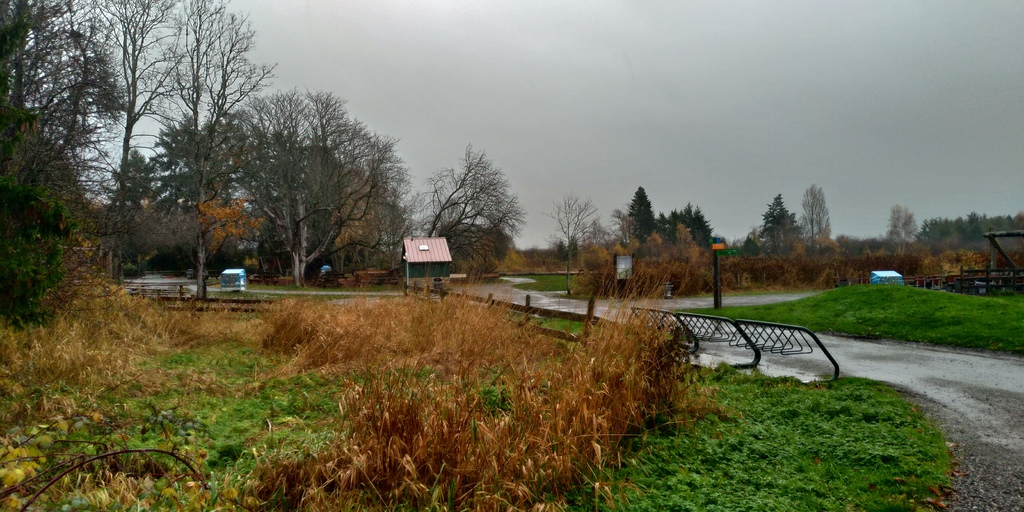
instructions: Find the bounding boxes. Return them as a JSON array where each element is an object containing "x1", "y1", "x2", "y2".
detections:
[{"x1": 581, "y1": 295, "x2": 596, "y2": 340}]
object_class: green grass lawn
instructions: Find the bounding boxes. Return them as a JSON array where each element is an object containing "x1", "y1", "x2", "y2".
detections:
[
  {"x1": 533, "y1": 316, "x2": 584, "y2": 333},
  {"x1": 511, "y1": 274, "x2": 574, "y2": 292},
  {"x1": 686, "y1": 285, "x2": 1024, "y2": 354},
  {"x1": 585, "y1": 366, "x2": 951, "y2": 511}
]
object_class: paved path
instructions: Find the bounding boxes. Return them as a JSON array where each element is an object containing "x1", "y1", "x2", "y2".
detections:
[{"x1": 459, "y1": 279, "x2": 1024, "y2": 511}]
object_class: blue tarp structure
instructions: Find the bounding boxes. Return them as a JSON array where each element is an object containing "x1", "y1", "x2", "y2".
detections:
[
  {"x1": 220, "y1": 268, "x2": 246, "y2": 292},
  {"x1": 870, "y1": 270, "x2": 903, "y2": 285}
]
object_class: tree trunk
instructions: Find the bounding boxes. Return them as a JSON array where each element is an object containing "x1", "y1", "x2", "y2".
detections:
[
  {"x1": 195, "y1": 231, "x2": 208, "y2": 299},
  {"x1": 291, "y1": 252, "x2": 303, "y2": 287}
]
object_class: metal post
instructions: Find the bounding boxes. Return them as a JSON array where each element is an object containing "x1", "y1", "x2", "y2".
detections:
[{"x1": 713, "y1": 250, "x2": 722, "y2": 309}]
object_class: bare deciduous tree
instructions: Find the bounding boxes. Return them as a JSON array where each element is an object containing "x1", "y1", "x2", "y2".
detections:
[
  {"x1": 2, "y1": 0, "x2": 119, "y2": 211},
  {"x1": 97, "y1": 0, "x2": 180, "y2": 275},
  {"x1": 241, "y1": 90, "x2": 408, "y2": 285},
  {"x1": 799, "y1": 184, "x2": 831, "y2": 255},
  {"x1": 170, "y1": 0, "x2": 273, "y2": 297},
  {"x1": 99, "y1": 0, "x2": 178, "y2": 171},
  {"x1": 610, "y1": 208, "x2": 633, "y2": 245},
  {"x1": 887, "y1": 204, "x2": 917, "y2": 254},
  {"x1": 548, "y1": 193, "x2": 598, "y2": 294},
  {"x1": 423, "y1": 145, "x2": 525, "y2": 274}
]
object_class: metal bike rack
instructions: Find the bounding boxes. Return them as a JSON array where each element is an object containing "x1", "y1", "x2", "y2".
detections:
[
  {"x1": 734, "y1": 319, "x2": 840, "y2": 382},
  {"x1": 629, "y1": 307, "x2": 699, "y2": 354},
  {"x1": 675, "y1": 312, "x2": 761, "y2": 369},
  {"x1": 630, "y1": 307, "x2": 840, "y2": 382}
]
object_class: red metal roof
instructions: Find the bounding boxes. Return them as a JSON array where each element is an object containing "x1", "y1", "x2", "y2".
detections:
[{"x1": 403, "y1": 237, "x2": 452, "y2": 263}]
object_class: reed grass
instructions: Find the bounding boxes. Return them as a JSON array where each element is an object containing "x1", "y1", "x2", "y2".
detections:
[
  {"x1": 252, "y1": 297, "x2": 714, "y2": 510},
  {"x1": 0, "y1": 287, "x2": 263, "y2": 424}
]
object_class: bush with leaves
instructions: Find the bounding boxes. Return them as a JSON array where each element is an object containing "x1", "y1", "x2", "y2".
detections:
[{"x1": 0, "y1": 178, "x2": 72, "y2": 328}]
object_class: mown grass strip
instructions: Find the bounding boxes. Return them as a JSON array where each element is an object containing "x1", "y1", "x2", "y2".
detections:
[
  {"x1": 687, "y1": 286, "x2": 1024, "y2": 354},
  {"x1": 511, "y1": 274, "x2": 574, "y2": 292},
  {"x1": 586, "y1": 367, "x2": 952, "y2": 511}
]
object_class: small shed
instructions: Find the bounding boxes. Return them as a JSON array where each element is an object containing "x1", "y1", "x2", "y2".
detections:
[
  {"x1": 870, "y1": 270, "x2": 903, "y2": 285},
  {"x1": 220, "y1": 268, "x2": 247, "y2": 292},
  {"x1": 402, "y1": 237, "x2": 452, "y2": 287}
]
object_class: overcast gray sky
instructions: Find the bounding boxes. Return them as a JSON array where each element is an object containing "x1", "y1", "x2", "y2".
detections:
[{"x1": 233, "y1": 0, "x2": 1023, "y2": 248}]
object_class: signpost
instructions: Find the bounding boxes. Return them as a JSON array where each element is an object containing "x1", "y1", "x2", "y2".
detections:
[
  {"x1": 709, "y1": 238, "x2": 736, "y2": 309},
  {"x1": 615, "y1": 254, "x2": 633, "y2": 297}
]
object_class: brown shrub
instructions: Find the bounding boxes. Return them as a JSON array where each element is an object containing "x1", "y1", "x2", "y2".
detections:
[
  {"x1": 251, "y1": 297, "x2": 712, "y2": 510},
  {"x1": 573, "y1": 252, "x2": 957, "y2": 297},
  {"x1": 262, "y1": 297, "x2": 561, "y2": 377}
]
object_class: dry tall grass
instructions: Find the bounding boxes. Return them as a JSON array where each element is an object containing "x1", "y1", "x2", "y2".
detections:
[
  {"x1": 253, "y1": 297, "x2": 711, "y2": 510},
  {"x1": 0, "y1": 287, "x2": 260, "y2": 423}
]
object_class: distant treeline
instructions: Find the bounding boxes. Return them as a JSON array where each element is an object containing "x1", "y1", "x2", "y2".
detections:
[{"x1": 917, "y1": 212, "x2": 1023, "y2": 249}]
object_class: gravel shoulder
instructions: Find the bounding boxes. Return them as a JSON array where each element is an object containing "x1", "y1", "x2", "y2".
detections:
[{"x1": 896, "y1": 383, "x2": 1024, "y2": 511}]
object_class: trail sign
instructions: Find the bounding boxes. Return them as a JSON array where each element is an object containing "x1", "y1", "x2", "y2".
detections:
[
  {"x1": 711, "y1": 246, "x2": 737, "y2": 309},
  {"x1": 615, "y1": 254, "x2": 633, "y2": 279}
]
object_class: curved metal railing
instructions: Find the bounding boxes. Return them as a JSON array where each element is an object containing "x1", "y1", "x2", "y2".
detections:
[{"x1": 630, "y1": 307, "x2": 840, "y2": 382}]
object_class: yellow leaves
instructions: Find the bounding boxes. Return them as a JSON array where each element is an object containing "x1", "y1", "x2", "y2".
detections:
[
  {"x1": 0, "y1": 442, "x2": 43, "y2": 489},
  {"x1": 198, "y1": 198, "x2": 262, "y2": 250},
  {"x1": 0, "y1": 467, "x2": 25, "y2": 486}
]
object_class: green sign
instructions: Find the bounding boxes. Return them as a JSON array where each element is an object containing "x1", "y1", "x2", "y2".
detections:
[{"x1": 715, "y1": 249, "x2": 738, "y2": 256}]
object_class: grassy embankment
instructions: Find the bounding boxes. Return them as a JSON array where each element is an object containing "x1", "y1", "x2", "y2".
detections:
[
  {"x1": 0, "y1": 292, "x2": 951, "y2": 510},
  {"x1": 600, "y1": 368, "x2": 952, "y2": 511},
  {"x1": 688, "y1": 285, "x2": 1024, "y2": 354}
]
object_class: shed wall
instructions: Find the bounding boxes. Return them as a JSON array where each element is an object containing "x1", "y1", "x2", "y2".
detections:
[{"x1": 405, "y1": 262, "x2": 451, "y2": 279}]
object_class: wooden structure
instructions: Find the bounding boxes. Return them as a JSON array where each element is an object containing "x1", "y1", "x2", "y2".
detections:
[
  {"x1": 402, "y1": 237, "x2": 452, "y2": 288},
  {"x1": 958, "y1": 230, "x2": 1024, "y2": 294}
]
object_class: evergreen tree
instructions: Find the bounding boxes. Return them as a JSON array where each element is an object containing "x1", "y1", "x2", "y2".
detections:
[
  {"x1": 681, "y1": 203, "x2": 713, "y2": 247},
  {"x1": 655, "y1": 211, "x2": 675, "y2": 243},
  {"x1": 627, "y1": 186, "x2": 656, "y2": 243},
  {"x1": 654, "y1": 203, "x2": 714, "y2": 248},
  {"x1": 739, "y1": 235, "x2": 761, "y2": 257},
  {"x1": 0, "y1": 17, "x2": 72, "y2": 327},
  {"x1": 760, "y1": 194, "x2": 798, "y2": 256}
]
